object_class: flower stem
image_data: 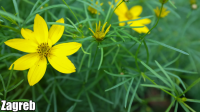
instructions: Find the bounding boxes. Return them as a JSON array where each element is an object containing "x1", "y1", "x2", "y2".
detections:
[
  {"x1": 143, "y1": 40, "x2": 149, "y2": 72},
  {"x1": 91, "y1": 42, "x2": 99, "y2": 67},
  {"x1": 134, "y1": 4, "x2": 164, "y2": 72},
  {"x1": 62, "y1": 0, "x2": 84, "y2": 36},
  {"x1": 140, "y1": 3, "x2": 164, "y2": 41},
  {"x1": 107, "y1": 1, "x2": 124, "y2": 24}
]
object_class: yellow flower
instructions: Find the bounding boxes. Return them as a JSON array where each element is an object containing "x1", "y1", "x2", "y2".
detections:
[
  {"x1": 154, "y1": 7, "x2": 170, "y2": 18},
  {"x1": 88, "y1": 0, "x2": 103, "y2": 15},
  {"x1": 110, "y1": 0, "x2": 151, "y2": 34},
  {"x1": 190, "y1": 0, "x2": 196, "y2": 4},
  {"x1": 4, "y1": 14, "x2": 82, "y2": 86},
  {"x1": 89, "y1": 21, "x2": 111, "y2": 41}
]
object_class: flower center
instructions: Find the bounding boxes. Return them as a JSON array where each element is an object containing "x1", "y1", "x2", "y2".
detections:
[
  {"x1": 125, "y1": 11, "x2": 133, "y2": 19},
  {"x1": 94, "y1": 31, "x2": 105, "y2": 40},
  {"x1": 37, "y1": 43, "x2": 51, "y2": 57}
]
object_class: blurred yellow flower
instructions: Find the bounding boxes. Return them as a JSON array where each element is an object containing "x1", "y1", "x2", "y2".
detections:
[
  {"x1": 89, "y1": 21, "x2": 111, "y2": 41},
  {"x1": 190, "y1": 0, "x2": 198, "y2": 10},
  {"x1": 154, "y1": 7, "x2": 170, "y2": 18},
  {"x1": 88, "y1": 0, "x2": 103, "y2": 15},
  {"x1": 109, "y1": 0, "x2": 151, "y2": 34},
  {"x1": 4, "y1": 14, "x2": 82, "y2": 86}
]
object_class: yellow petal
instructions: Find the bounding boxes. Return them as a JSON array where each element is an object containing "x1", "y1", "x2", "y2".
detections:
[
  {"x1": 50, "y1": 42, "x2": 82, "y2": 56},
  {"x1": 162, "y1": 10, "x2": 170, "y2": 17},
  {"x1": 89, "y1": 28, "x2": 95, "y2": 36},
  {"x1": 102, "y1": 22, "x2": 107, "y2": 32},
  {"x1": 98, "y1": 21, "x2": 101, "y2": 31},
  {"x1": 137, "y1": 18, "x2": 151, "y2": 24},
  {"x1": 105, "y1": 24, "x2": 111, "y2": 35},
  {"x1": 9, "y1": 53, "x2": 40, "y2": 70},
  {"x1": 154, "y1": 7, "x2": 160, "y2": 17},
  {"x1": 95, "y1": 22, "x2": 98, "y2": 32},
  {"x1": 4, "y1": 39, "x2": 38, "y2": 53},
  {"x1": 28, "y1": 57, "x2": 47, "y2": 86},
  {"x1": 48, "y1": 18, "x2": 65, "y2": 45},
  {"x1": 133, "y1": 26, "x2": 149, "y2": 34},
  {"x1": 118, "y1": 16, "x2": 128, "y2": 26},
  {"x1": 21, "y1": 28, "x2": 38, "y2": 44},
  {"x1": 128, "y1": 22, "x2": 150, "y2": 34},
  {"x1": 48, "y1": 54, "x2": 76, "y2": 74},
  {"x1": 129, "y1": 5, "x2": 143, "y2": 17},
  {"x1": 114, "y1": 0, "x2": 128, "y2": 16},
  {"x1": 34, "y1": 14, "x2": 48, "y2": 44}
]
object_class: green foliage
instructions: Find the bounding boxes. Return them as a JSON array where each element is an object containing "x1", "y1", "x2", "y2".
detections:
[{"x1": 0, "y1": 0, "x2": 200, "y2": 112}]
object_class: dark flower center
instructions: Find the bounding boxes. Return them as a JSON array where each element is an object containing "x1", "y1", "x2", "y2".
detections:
[{"x1": 37, "y1": 43, "x2": 51, "y2": 57}]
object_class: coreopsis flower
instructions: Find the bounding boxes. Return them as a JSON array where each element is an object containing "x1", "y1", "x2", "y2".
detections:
[
  {"x1": 190, "y1": 0, "x2": 198, "y2": 10},
  {"x1": 4, "y1": 14, "x2": 82, "y2": 86},
  {"x1": 154, "y1": 7, "x2": 170, "y2": 18},
  {"x1": 88, "y1": 0, "x2": 103, "y2": 15},
  {"x1": 89, "y1": 21, "x2": 111, "y2": 41},
  {"x1": 191, "y1": 4, "x2": 198, "y2": 10},
  {"x1": 110, "y1": 0, "x2": 151, "y2": 34}
]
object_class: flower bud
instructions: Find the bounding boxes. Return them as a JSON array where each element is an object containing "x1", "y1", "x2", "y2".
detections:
[
  {"x1": 192, "y1": 4, "x2": 198, "y2": 10},
  {"x1": 190, "y1": 0, "x2": 196, "y2": 4},
  {"x1": 159, "y1": 0, "x2": 168, "y2": 4},
  {"x1": 190, "y1": 0, "x2": 198, "y2": 10},
  {"x1": 182, "y1": 97, "x2": 187, "y2": 102},
  {"x1": 123, "y1": 0, "x2": 129, "y2": 2}
]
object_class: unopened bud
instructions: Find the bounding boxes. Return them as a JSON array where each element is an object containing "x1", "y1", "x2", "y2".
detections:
[
  {"x1": 159, "y1": 0, "x2": 168, "y2": 4},
  {"x1": 123, "y1": 0, "x2": 129, "y2": 2},
  {"x1": 190, "y1": 0, "x2": 196, "y2": 4},
  {"x1": 182, "y1": 97, "x2": 187, "y2": 102},
  {"x1": 192, "y1": 4, "x2": 198, "y2": 10},
  {"x1": 78, "y1": 24, "x2": 83, "y2": 28}
]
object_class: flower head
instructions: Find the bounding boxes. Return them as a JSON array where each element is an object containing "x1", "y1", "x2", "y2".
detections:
[
  {"x1": 4, "y1": 14, "x2": 82, "y2": 86},
  {"x1": 88, "y1": 0, "x2": 103, "y2": 15},
  {"x1": 110, "y1": 0, "x2": 151, "y2": 34},
  {"x1": 190, "y1": 0, "x2": 198, "y2": 10},
  {"x1": 159, "y1": 0, "x2": 168, "y2": 4},
  {"x1": 89, "y1": 21, "x2": 111, "y2": 41},
  {"x1": 191, "y1": 4, "x2": 198, "y2": 10},
  {"x1": 154, "y1": 7, "x2": 170, "y2": 18}
]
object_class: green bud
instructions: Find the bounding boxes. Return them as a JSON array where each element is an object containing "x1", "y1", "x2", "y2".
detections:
[
  {"x1": 123, "y1": 0, "x2": 129, "y2": 2},
  {"x1": 190, "y1": 0, "x2": 196, "y2": 4},
  {"x1": 182, "y1": 97, "x2": 187, "y2": 102},
  {"x1": 159, "y1": 0, "x2": 168, "y2": 4}
]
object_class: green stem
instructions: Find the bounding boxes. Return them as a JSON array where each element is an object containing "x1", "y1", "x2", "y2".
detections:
[
  {"x1": 140, "y1": 3, "x2": 164, "y2": 41},
  {"x1": 134, "y1": 4, "x2": 164, "y2": 73},
  {"x1": 143, "y1": 74, "x2": 176, "y2": 98},
  {"x1": 62, "y1": 0, "x2": 84, "y2": 36},
  {"x1": 128, "y1": 42, "x2": 137, "y2": 50},
  {"x1": 62, "y1": 0, "x2": 79, "y2": 23},
  {"x1": 143, "y1": 40, "x2": 149, "y2": 71},
  {"x1": 85, "y1": 42, "x2": 99, "y2": 82},
  {"x1": 91, "y1": 42, "x2": 99, "y2": 67},
  {"x1": 107, "y1": 1, "x2": 124, "y2": 24},
  {"x1": 4, "y1": 64, "x2": 14, "y2": 100},
  {"x1": 135, "y1": 43, "x2": 142, "y2": 72}
]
